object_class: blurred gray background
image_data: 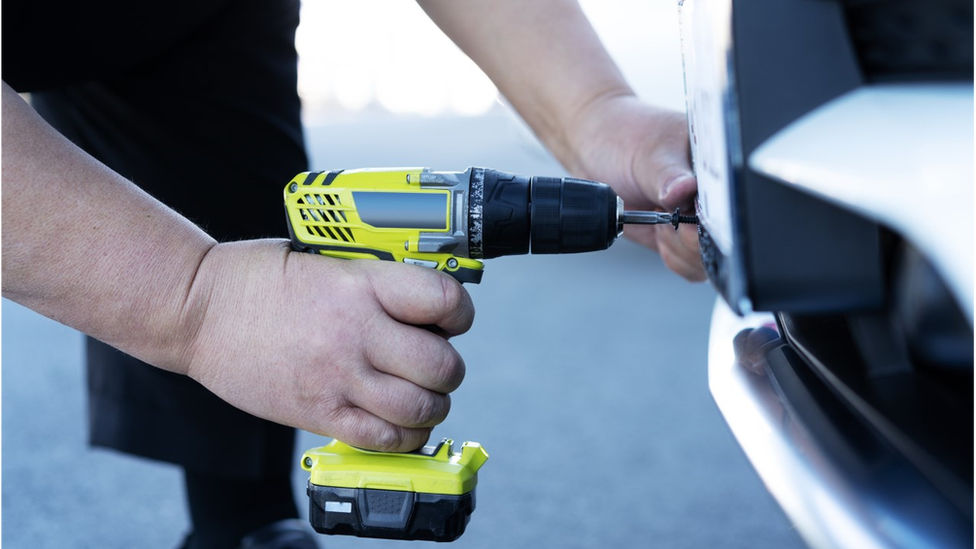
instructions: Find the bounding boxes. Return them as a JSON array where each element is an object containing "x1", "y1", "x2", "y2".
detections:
[{"x1": 2, "y1": 2, "x2": 803, "y2": 548}]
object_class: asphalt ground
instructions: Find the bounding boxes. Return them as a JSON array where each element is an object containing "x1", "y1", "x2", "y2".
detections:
[{"x1": 1, "y1": 113, "x2": 804, "y2": 549}]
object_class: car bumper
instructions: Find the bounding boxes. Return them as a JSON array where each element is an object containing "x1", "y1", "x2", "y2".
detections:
[{"x1": 708, "y1": 298, "x2": 972, "y2": 549}]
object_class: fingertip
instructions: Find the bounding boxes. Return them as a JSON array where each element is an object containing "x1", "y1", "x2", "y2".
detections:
[
  {"x1": 672, "y1": 224, "x2": 706, "y2": 282},
  {"x1": 659, "y1": 172, "x2": 697, "y2": 209},
  {"x1": 430, "y1": 271, "x2": 475, "y2": 337},
  {"x1": 659, "y1": 238, "x2": 706, "y2": 283},
  {"x1": 685, "y1": 269, "x2": 708, "y2": 283}
]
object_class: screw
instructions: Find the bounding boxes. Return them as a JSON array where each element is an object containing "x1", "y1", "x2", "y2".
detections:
[
  {"x1": 303, "y1": 456, "x2": 313, "y2": 468},
  {"x1": 446, "y1": 258, "x2": 459, "y2": 269},
  {"x1": 670, "y1": 208, "x2": 699, "y2": 230},
  {"x1": 289, "y1": 182, "x2": 298, "y2": 193}
]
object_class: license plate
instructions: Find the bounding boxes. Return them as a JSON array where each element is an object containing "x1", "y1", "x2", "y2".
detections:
[{"x1": 679, "y1": 0, "x2": 738, "y2": 257}]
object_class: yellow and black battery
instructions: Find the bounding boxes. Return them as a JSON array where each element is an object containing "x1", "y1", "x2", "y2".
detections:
[{"x1": 301, "y1": 438, "x2": 489, "y2": 542}]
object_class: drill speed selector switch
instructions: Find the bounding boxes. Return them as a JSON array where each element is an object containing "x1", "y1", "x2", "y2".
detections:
[{"x1": 301, "y1": 439, "x2": 489, "y2": 542}]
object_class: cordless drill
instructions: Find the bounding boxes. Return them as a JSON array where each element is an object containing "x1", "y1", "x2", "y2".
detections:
[
  {"x1": 284, "y1": 166, "x2": 696, "y2": 284},
  {"x1": 284, "y1": 167, "x2": 696, "y2": 542}
]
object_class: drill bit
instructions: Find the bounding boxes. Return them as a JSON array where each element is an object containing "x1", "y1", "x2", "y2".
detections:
[{"x1": 619, "y1": 208, "x2": 698, "y2": 230}]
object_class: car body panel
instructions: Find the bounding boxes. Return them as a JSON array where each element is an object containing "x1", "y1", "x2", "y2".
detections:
[{"x1": 750, "y1": 84, "x2": 974, "y2": 323}]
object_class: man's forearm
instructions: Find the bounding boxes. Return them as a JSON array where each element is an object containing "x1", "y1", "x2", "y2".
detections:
[
  {"x1": 1, "y1": 82, "x2": 216, "y2": 373},
  {"x1": 417, "y1": 0, "x2": 634, "y2": 174}
]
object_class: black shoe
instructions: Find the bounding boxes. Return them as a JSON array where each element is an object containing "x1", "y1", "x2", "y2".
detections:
[
  {"x1": 236, "y1": 520, "x2": 320, "y2": 549},
  {"x1": 177, "y1": 520, "x2": 320, "y2": 549}
]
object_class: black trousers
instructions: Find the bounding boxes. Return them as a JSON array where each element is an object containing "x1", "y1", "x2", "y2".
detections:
[{"x1": 4, "y1": 0, "x2": 309, "y2": 478}]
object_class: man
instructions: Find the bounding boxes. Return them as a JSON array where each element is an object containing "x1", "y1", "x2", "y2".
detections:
[{"x1": 2, "y1": 1, "x2": 702, "y2": 547}]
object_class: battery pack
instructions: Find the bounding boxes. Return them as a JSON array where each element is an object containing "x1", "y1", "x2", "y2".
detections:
[{"x1": 301, "y1": 438, "x2": 488, "y2": 542}]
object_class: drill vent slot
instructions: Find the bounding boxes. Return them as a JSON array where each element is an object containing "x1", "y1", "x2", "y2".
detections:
[{"x1": 296, "y1": 193, "x2": 356, "y2": 243}]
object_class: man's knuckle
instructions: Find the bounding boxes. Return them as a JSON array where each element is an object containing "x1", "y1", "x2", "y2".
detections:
[
  {"x1": 421, "y1": 343, "x2": 464, "y2": 391},
  {"x1": 374, "y1": 425, "x2": 404, "y2": 452},
  {"x1": 331, "y1": 407, "x2": 369, "y2": 443},
  {"x1": 413, "y1": 391, "x2": 447, "y2": 426},
  {"x1": 438, "y1": 349, "x2": 465, "y2": 391},
  {"x1": 413, "y1": 392, "x2": 438, "y2": 425}
]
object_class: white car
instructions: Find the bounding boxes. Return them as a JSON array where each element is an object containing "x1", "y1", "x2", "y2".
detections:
[{"x1": 679, "y1": 0, "x2": 973, "y2": 547}]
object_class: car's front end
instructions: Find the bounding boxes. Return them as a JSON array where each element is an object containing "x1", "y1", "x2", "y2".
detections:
[{"x1": 679, "y1": 0, "x2": 974, "y2": 546}]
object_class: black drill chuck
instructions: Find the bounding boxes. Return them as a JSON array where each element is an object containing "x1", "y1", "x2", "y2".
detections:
[
  {"x1": 468, "y1": 168, "x2": 619, "y2": 259},
  {"x1": 529, "y1": 175, "x2": 619, "y2": 254}
]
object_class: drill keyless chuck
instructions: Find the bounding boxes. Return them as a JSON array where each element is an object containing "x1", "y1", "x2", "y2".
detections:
[{"x1": 467, "y1": 168, "x2": 620, "y2": 259}]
